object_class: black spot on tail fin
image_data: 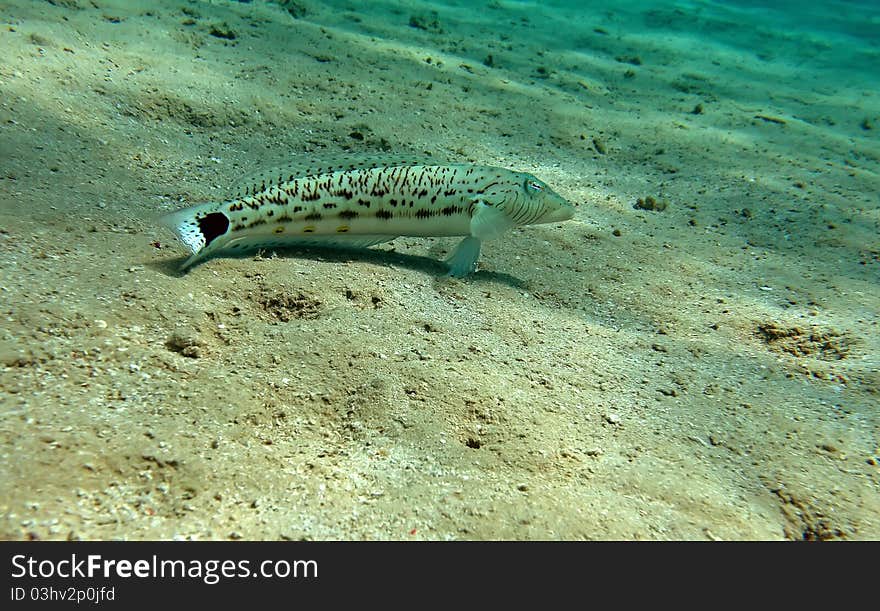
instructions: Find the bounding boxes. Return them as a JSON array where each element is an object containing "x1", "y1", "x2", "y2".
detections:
[{"x1": 198, "y1": 212, "x2": 230, "y2": 247}]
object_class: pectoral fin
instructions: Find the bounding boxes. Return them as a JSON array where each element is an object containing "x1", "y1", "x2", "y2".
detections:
[
  {"x1": 445, "y1": 201, "x2": 515, "y2": 277},
  {"x1": 470, "y1": 200, "x2": 515, "y2": 241},
  {"x1": 445, "y1": 236, "x2": 481, "y2": 278}
]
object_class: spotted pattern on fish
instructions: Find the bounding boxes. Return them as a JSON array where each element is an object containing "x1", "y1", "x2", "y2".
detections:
[{"x1": 161, "y1": 161, "x2": 575, "y2": 277}]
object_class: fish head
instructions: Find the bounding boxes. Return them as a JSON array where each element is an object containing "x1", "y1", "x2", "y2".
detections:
[
  {"x1": 491, "y1": 172, "x2": 575, "y2": 226},
  {"x1": 522, "y1": 173, "x2": 575, "y2": 223}
]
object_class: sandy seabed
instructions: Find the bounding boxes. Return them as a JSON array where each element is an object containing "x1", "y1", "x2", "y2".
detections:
[{"x1": 1, "y1": 0, "x2": 878, "y2": 540}]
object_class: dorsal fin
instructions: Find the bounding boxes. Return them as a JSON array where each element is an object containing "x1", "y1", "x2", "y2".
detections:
[{"x1": 230, "y1": 152, "x2": 448, "y2": 198}]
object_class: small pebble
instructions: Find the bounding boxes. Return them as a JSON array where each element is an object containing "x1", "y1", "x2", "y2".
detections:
[{"x1": 165, "y1": 329, "x2": 204, "y2": 358}]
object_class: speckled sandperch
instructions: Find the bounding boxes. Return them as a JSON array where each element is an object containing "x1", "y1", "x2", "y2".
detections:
[{"x1": 161, "y1": 158, "x2": 575, "y2": 277}]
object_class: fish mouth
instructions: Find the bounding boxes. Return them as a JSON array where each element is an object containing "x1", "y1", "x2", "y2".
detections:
[{"x1": 543, "y1": 202, "x2": 575, "y2": 223}]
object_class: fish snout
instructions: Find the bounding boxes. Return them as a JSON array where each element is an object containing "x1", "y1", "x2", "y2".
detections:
[{"x1": 543, "y1": 195, "x2": 576, "y2": 223}]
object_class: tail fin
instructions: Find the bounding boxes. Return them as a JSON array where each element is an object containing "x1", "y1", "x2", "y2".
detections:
[{"x1": 159, "y1": 203, "x2": 230, "y2": 271}]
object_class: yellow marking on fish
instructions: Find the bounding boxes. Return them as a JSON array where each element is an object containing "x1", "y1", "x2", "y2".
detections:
[{"x1": 337, "y1": 225, "x2": 350, "y2": 233}]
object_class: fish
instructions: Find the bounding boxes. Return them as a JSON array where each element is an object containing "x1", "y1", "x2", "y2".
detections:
[{"x1": 160, "y1": 158, "x2": 575, "y2": 277}]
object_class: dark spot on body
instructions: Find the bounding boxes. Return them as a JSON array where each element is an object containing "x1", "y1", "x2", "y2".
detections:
[
  {"x1": 198, "y1": 212, "x2": 230, "y2": 246},
  {"x1": 304, "y1": 212, "x2": 323, "y2": 221},
  {"x1": 376, "y1": 210, "x2": 393, "y2": 220},
  {"x1": 339, "y1": 210, "x2": 359, "y2": 219}
]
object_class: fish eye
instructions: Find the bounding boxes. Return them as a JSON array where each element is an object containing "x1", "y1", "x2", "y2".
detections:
[{"x1": 525, "y1": 179, "x2": 544, "y2": 192}]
